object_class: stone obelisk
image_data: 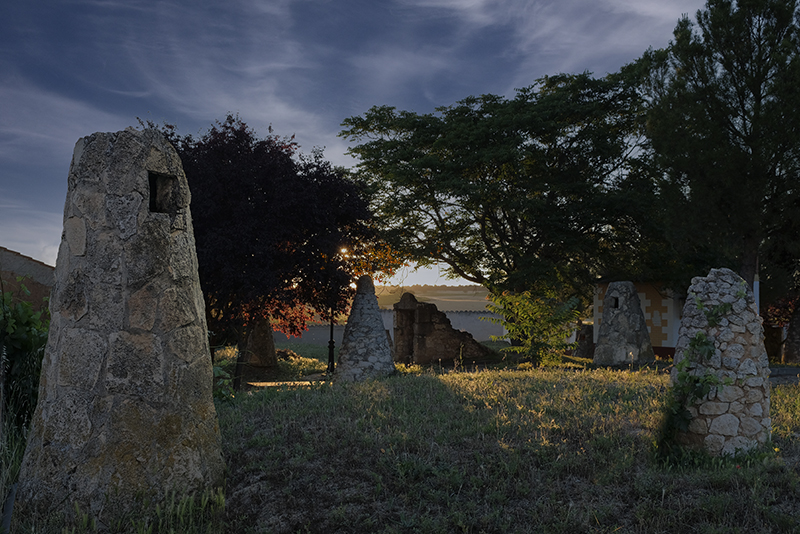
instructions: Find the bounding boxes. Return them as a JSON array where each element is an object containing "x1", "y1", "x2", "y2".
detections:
[{"x1": 17, "y1": 128, "x2": 224, "y2": 520}]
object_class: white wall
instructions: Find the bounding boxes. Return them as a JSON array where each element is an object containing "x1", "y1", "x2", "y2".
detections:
[{"x1": 275, "y1": 310, "x2": 505, "y2": 345}]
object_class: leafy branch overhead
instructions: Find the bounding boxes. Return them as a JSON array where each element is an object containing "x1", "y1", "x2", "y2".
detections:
[
  {"x1": 341, "y1": 0, "x2": 800, "y2": 314},
  {"x1": 341, "y1": 72, "x2": 663, "y2": 302},
  {"x1": 156, "y1": 115, "x2": 399, "y2": 342}
]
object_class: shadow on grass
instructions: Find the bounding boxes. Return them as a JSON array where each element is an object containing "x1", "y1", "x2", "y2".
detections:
[{"x1": 218, "y1": 367, "x2": 800, "y2": 534}]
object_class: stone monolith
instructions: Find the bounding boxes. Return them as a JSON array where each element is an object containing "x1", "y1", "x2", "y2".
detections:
[
  {"x1": 671, "y1": 268, "x2": 771, "y2": 456},
  {"x1": 17, "y1": 128, "x2": 225, "y2": 520},
  {"x1": 594, "y1": 281, "x2": 655, "y2": 365},
  {"x1": 335, "y1": 276, "x2": 396, "y2": 382}
]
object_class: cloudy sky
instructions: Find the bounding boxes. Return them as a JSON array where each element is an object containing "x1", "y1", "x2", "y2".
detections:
[{"x1": 0, "y1": 0, "x2": 702, "y2": 285}]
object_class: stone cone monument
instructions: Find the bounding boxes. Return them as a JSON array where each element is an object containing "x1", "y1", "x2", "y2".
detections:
[
  {"x1": 335, "y1": 276, "x2": 396, "y2": 382},
  {"x1": 594, "y1": 281, "x2": 655, "y2": 366},
  {"x1": 671, "y1": 268, "x2": 770, "y2": 456},
  {"x1": 17, "y1": 128, "x2": 225, "y2": 520}
]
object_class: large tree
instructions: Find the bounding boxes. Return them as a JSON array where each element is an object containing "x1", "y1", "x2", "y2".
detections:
[
  {"x1": 160, "y1": 116, "x2": 394, "y2": 386},
  {"x1": 643, "y1": 0, "x2": 800, "y2": 288},
  {"x1": 340, "y1": 73, "x2": 650, "y2": 302}
]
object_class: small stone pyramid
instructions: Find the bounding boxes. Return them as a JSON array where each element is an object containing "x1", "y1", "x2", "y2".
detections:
[
  {"x1": 671, "y1": 268, "x2": 770, "y2": 456},
  {"x1": 335, "y1": 275, "x2": 395, "y2": 382}
]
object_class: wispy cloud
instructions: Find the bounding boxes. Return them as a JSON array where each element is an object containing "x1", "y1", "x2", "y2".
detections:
[
  {"x1": 0, "y1": 0, "x2": 708, "y2": 283},
  {"x1": 0, "y1": 198, "x2": 62, "y2": 266}
]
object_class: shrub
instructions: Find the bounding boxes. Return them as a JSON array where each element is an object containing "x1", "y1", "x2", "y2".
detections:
[
  {"x1": 0, "y1": 279, "x2": 49, "y2": 432},
  {"x1": 485, "y1": 289, "x2": 580, "y2": 366}
]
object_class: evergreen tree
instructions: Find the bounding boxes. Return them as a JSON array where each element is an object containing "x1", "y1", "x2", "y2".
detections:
[{"x1": 644, "y1": 0, "x2": 800, "y2": 288}]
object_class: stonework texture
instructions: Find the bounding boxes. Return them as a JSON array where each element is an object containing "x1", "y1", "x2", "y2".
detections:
[
  {"x1": 17, "y1": 128, "x2": 225, "y2": 520},
  {"x1": 671, "y1": 268, "x2": 771, "y2": 456},
  {"x1": 335, "y1": 276, "x2": 396, "y2": 382},
  {"x1": 393, "y1": 292, "x2": 493, "y2": 365},
  {"x1": 594, "y1": 281, "x2": 655, "y2": 366}
]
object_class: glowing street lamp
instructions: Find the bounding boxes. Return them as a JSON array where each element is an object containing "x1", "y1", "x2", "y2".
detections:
[{"x1": 326, "y1": 247, "x2": 349, "y2": 375}]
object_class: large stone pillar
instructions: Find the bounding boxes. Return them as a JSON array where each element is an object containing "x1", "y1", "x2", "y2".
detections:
[
  {"x1": 670, "y1": 268, "x2": 771, "y2": 456},
  {"x1": 17, "y1": 128, "x2": 225, "y2": 520}
]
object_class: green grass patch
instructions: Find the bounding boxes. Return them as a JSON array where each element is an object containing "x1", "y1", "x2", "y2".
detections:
[
  {"x1": 6, "y1": 362, "x2": 800, "y2": 532},
  {"x1": 213, "y1": 343, "x2": 330, "y2": 386},
  {"x1": 216, "y1": 367, "x2": 800, "y2": 533}
]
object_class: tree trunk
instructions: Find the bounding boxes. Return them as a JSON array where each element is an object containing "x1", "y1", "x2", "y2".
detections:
[
  {"x1": 738, "y1": 237, "x2": 759, "y2": 289},
  {"x1": 784, "y1": 306, "x2": 800, "y2": 364},
  {"x1": 763, "y1": 326, "x2": 784, "y2": 363},
  {"x1": 232, "y1": 320, "x2": 249, "y2": 392}
]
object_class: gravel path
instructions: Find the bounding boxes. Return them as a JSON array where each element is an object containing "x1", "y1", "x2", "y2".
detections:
[{"x1": 770, "y1": 367, "x2": 800, "y2": 386}]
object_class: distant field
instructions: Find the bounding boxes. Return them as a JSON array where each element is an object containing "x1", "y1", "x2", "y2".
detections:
[{"x1": 375, "y1": 284, "x2": 490, "y2": 311}]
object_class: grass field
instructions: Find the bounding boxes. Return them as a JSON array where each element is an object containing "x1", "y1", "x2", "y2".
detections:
[
  {"x1": 217, "y1": 357, "x2": 800, "y2": 534},
  {"x1": 374, "y1": 285, "x2": 491, "y2": 312},
  {"x1": 5, "y1": 343, "x2": 800, "y2": 533}
]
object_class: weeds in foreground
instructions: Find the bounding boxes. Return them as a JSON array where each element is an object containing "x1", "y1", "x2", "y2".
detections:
[
  {"x1": 218, "y1": 367, "x2": 800, "y2": 533},
  {"x1": 10, "y1": 488, "x2": 226, "y2": 534},
  {"x1": 6, "y1": 352, "x2": 800, "y2": 533}
]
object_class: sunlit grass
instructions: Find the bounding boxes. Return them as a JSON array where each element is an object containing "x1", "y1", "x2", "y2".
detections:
[
  {"x1": 217, "y1": 366, "x2": 800, "y2": 533},
  {"x1": 6, "y1": 348, "x2": 799, "y2": 532},
  {"x1": 213, "y1": 342, "x2": 330, "y2": 386}
]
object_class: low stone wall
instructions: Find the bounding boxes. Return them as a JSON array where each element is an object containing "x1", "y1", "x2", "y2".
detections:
[{"x1": 274, "y1": 310, "x2": 504, "y2": 346}]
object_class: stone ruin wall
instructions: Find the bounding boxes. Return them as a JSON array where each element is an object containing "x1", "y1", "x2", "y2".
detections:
[
  {"x1": 393, "y1": 293, "x2": 492, "y2": 365},
  {"x1": 671, "y1": 268, "x2": 771, "y2": 456}
]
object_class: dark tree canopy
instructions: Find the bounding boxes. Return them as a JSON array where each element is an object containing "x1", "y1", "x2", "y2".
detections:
[
  {"x1": 341, "y1": 73, "x2": 651, "y2": 302},
  {"x1": 642, "y1": 0, "x2": 800, "y2": 288},
  {"x1": 160, "y1": 115, "x2": 392, "y2": 341}
]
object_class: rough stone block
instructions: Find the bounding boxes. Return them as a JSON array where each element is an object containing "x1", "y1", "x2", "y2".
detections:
[
  {"x1": 725, "y1": 344, "x2": 745, "y2": 359},
  {"x1": 739, "y1": 417, "x2": 762, "y2": 437},
  {"x1": 699, "y1": 402, "x2": 729, "y2": 415},
  {"x1": 704, "y1": 434, "x2": 725, "y2": 454},
  {"x1": 56, "y1": 328, "x2": 106, "y2": 390},
  {"x1": 744, "y1": 388, "x2": 763, "y2": 403},
  {"x1": 722, "y1": 436, "x2": 755, "y2": 456},
  {"x1": 687, "y1": 417, "x2": 708, "y2": 434},
  {"x1": 709, "y1": 414, "x2": 740, "y2": 436},
  {"x1": 715, "y1": 385, "x2": 743, "y2": 403},
  {"x1": 65, "y1": 217, "x2": 87, "y2": 256}
]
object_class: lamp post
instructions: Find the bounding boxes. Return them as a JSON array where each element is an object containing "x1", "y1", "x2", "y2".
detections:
[
  {"x1": 325, "y1": 247, "x2": 348, "y2": 376},
  {"x1": 327, "y1": 302, "x2": 335, "y2": 374}
]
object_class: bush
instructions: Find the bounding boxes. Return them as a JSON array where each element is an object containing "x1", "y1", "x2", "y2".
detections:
[
  {"x1": 0, "y1": 280, "x2": 49, "y2": 432},
  {"x1": 485, "y1": 289, "x2": 580, "y2": 366}
]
